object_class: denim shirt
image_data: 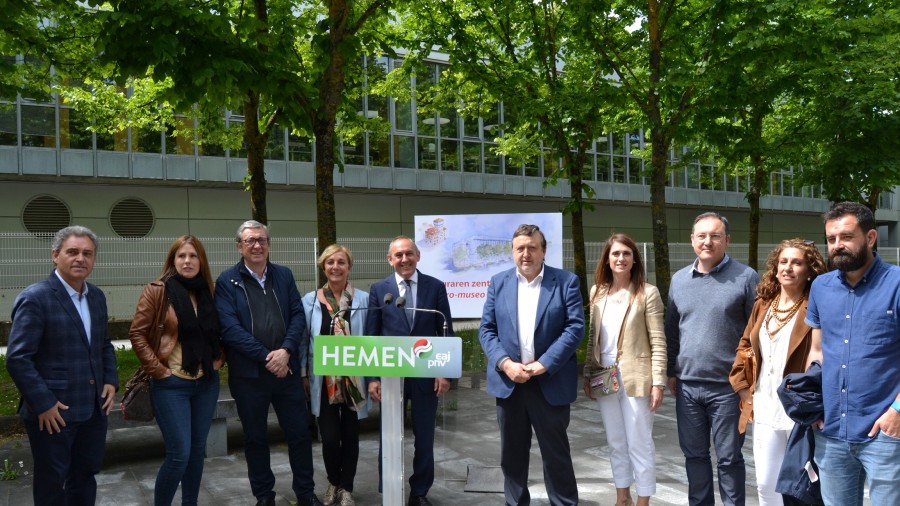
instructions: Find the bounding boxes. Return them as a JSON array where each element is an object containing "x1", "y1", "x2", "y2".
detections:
[{"x1": 806, "y1": 253, "x2": 900, "y2": 442}]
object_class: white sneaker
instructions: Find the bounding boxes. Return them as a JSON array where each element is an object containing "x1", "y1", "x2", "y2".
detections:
[
  {"x1": 322, "y1": 484, "x2": 338, "y2": 506},
  {"x1": 338, "y1": 489, "x2": 355, "y2": 506}
]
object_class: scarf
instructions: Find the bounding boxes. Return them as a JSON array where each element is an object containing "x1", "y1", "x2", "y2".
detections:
[
  {"x1": 165, "y1": 274, "x2": 220, "y2": 376},
  {"x1": 317, "y1": 283, "x2": 367, "y2": 411}
]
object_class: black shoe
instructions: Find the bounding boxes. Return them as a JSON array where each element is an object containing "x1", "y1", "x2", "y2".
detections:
[
  {"x1": 298, "y1": 494, "x2": 325, "y2": 506},
  {"x1": 407, "y1": 496, "x2": 433, "y2": 506},
  {"x1": 255, "y1": 497, "x2": 276, "y2": 506}
]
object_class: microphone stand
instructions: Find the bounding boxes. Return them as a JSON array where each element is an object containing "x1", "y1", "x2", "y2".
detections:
[
  {"x1": 330, "y1": 293, "x2": 394, "y2": 328},
  {"x1": 395, "y1": 297, "x2": 449, "y2": 337}
]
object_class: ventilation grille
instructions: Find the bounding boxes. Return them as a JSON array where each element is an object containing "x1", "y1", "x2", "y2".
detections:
[
  {"x1": 22, "y1": 195, "x2": 72, "y2": 235},
  {"x1": 109, "y1": 197, "x2": 154, "y2": 238}
]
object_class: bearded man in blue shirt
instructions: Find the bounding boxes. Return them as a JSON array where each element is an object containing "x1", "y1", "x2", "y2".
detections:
[{"x1": 806, "y1": 202, "x2": 900, "y2": 506}]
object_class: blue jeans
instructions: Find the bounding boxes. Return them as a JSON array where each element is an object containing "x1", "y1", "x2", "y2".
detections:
[
  {"x1": 675, "y1": 380, "x2": 746, "y2": 506},
  {"x1": 151, "y1": 371, "x2": 220, "y2": 506},
  {"x1": 814, "y1": 431, "x2": 900, "y2": 506},
  {"x1": 229, "y1": 372, "x2": 315, "y2": 502}
]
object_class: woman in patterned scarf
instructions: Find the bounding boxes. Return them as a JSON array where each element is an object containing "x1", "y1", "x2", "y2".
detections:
[{"x1": 301, "y1": 244, "x2": 371, "y2": 506}]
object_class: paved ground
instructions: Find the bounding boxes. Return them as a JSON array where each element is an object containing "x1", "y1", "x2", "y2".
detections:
[{"x1": 1, "y1": 373, "x2": 772, "y2": 506}]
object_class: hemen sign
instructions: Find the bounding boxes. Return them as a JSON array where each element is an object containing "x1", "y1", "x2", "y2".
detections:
[{"x1": 313, "y1": 335, "x2": 462, "y2": 378}]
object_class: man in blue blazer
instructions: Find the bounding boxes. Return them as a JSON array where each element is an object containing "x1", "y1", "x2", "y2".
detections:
[
  {"x1": 479, "y1": 224, "x2": 584, "y2": 506},
  {"x1": 365, "y1": 236, "x2": 454, "y2": 506},
  {"x1": 6, "y1": 226, "x2": 118, "y2": 506}
]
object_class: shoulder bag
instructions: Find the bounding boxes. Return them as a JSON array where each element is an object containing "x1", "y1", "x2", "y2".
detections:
[
  {"x1": 121, "y1": 286, "x2": 168, "y2": 421},
  {"x1": 588, "y1": 291, "x2": 634, "y2": 396}
]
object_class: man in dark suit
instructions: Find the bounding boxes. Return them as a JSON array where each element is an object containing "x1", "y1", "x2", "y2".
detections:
[
  {"x1": 6, "y1": 226, "x2": 118, "y2": 506},
  {"x1": 215, "y1": 220, "x2": 323, "y2": 506},
  {"x1": 365, "y1": 236, "x2": 454, "y2": 506},
  {"x1": 479, "y1": 224, "x2": 585, "y2": 506}
]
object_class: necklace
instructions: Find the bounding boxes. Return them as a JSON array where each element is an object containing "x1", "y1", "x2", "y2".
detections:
[{"x1": 764, "y1": 291, "x2": 805, "y2": 336}]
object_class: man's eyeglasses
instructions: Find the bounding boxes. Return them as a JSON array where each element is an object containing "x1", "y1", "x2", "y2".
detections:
[
  {"x1": 692, "y1": 233, "x2": 725, "y2": 242},
  {"x1": 239, "y1": 237, "x2": 269, "y2": 247}
]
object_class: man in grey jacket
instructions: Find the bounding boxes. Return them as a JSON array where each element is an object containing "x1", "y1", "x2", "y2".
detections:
[{"x1": 665, "y1": 212, "x2": 758, "y2": 506}]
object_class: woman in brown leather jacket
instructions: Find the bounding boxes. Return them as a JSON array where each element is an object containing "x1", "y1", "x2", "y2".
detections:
[
  {"x1": 729, "y1": 239, "x2": 826, "y2": 506},
  {"x1": 129, "y1": 235, "x2": 225, "y2": 506}
]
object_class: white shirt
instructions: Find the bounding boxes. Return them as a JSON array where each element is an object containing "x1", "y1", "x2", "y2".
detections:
[
  {"x1": 753, "y1": 311, "x2": 796, "y2": 430},
  {"x1": 244, "y1": 262, "x2": 268, "y2": 288},
  {"x1": 54, "y1": 270, "x2": 91, "y2": 343},
  {"x1": 599, "y1": 297, "x2": 629, "y2": 367},
  {"x1": 516, "y1": 265, "x2": 544, "y2": 365}
]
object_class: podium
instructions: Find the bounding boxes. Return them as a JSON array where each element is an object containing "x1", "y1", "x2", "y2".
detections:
[{"x1": 314, "y1": 335, "x2": 462, "y2": 505}]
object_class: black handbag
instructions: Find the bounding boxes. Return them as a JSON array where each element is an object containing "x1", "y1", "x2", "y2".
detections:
[{"x1": 121, "y1": 287, "x2": 168, "y2": 422}]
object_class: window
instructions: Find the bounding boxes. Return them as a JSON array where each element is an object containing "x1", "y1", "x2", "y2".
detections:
[
  {"x1": 20, "y1": 104, "x2": 56, "y2": 147},
  {"x1": 59, "y1": 107, "x2": 93, "y2": 150}
]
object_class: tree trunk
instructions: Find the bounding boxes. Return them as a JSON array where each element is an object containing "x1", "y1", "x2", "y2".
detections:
[
  {"x1": 244, "y1": 94, "x2": 268, "y2": 225},
  {"x1": 310, "y1": 0, "x2": 351, "y2": 256},
  {"x1": 748, "y1": 155, "x2": 764, "y2": 270},
  {"x1": 647, "y1": 0, "x2": 671, "y2": 305},
  {"x1": 568, "y1": 149, "x2": 589, "y2": 305}
]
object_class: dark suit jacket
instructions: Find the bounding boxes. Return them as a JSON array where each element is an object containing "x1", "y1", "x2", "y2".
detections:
[
  {"x1": 365, "y1": 270, "x2": 454, "y2": 339},
  {"x1": 6, "y1": 273, "x2": 118, "y2": 423},
  {"x1": 215, "y1": 260, "x2": 307, "y2": 378},
  {"x1": 479, "y1": 265, "x2": 585, "y2": 406}
]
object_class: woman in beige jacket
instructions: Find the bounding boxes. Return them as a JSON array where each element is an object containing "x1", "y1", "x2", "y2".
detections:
[{"x1": 584, "y1": 233, "x2": 667, "y2": 506}]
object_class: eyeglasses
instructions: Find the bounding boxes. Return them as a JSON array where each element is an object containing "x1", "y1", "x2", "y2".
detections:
[
  {"x1": 692, "y1": 233, "x2": 725, "y2": 242},
  {"x1": 239, "y1": 237, "x2": 269, "y2": 247}
]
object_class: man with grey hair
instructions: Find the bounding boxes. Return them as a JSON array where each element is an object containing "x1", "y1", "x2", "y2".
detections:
[
  {"x1": 215, "y1": 220, "x2": 322, "y2": 506},
  {"x1": 665, "y1": 212, "x2": 758, "y2": 506},
  {"x1": 6, "y1": 226, "x2": 118, "y2": 505}
]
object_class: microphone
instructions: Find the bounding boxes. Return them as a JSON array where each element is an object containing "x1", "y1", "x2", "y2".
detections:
[
  {"x1": 330, "y1": 293, "x2": 394, "y2": 328},
  {"x1": 396, "y1": 296, "x2": 450, "y2": 337}
]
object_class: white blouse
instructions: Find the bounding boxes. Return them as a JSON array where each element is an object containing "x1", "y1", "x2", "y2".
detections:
[
  {"x1": 598, "y1": 296, "x2": 629, "y2": 368},
  {"x1": 753, "y1": 309, "x2": 797, "y2": 430}
]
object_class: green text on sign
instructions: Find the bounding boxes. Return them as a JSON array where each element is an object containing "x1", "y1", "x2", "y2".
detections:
[{"x1": 313, "y1": 335, "x2": 462, "y2": 378}]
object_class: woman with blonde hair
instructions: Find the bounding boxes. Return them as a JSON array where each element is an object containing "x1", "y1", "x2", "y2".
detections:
[
  {"x1": 584, "y1": 233, "x2": 667, "y2": 506},
  {"x1": 302, "y1": 244, "x2": 370, "y2": 506},
  {"x1": 730, "y1": 238, "x2": 827, "y2": 506},
  {"x1": 129, "y1": 235, "x2": 225, "y2": 506}
]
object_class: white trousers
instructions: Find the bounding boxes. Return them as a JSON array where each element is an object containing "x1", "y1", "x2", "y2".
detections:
[
  {"x1": 752, "y1": 423, "x2": 790, "y2": 506},
  {"x1": 596, "y1": 389, "x2": 657, "y2": 496}
]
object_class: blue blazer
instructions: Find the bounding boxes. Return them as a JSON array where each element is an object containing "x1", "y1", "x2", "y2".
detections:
[
  {"x1": 365, "y1": 271, "x2": 455, "y2": 339},
  {"x1": 6, "y1": 273, "x2": 118, "y2": 423},
  {"x1": 302, "y1": 288, "x2": 372, "y2": 418},
  {"x1": 479, "y1": 265, "x2": 585, "y2": 406},
  {"x1": 215, "y1": 261, "x2": 307, "y2": 378}
]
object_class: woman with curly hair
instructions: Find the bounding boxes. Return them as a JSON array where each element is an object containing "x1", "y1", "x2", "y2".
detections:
[{"x1": 729, "y1": 238, "x2": 827, "y2": 506}]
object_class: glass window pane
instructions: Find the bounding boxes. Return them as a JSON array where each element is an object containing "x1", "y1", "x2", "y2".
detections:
[
  {"x1": 612, "y1": 156, "x2": 626, "y2": 183},
  {"x1": 343, "y1": 134, "x2": 365, "y2": 165},
  {"x1": 20, "y1": 104, "x2": 56, "y2": 147},
  {"x1": 543, "y1": 150, "x2": 559, "y2": 175},
  {"x1": 628, "y1": 158, "x2": 642, "y2": 184},
  {"x1": 595, "y1": 154, "x2": 609, "y2": 182},
  {"x1": 166, "y1": 117, "x2": 195, "y2": 155},
  {"x1": 264, "y1": 125, "x2": 285, "y2": 160},
  {"x1": 440, "y1": 108, "x2": 458, "y2": 139},
  {"x1": 59, "y1": 107, "x2": 93, "y2": 150},
  {"x1": 393, "y1": 135, "x2": 414, "y2": 168},
  {"x1": 417, "y1": 137, "x2": 437, "y2": 170},
  {"x1": 441, "y1": 139, "x2": 459, "y2": 171},
  {"x1": 288, "y1": 132, "x2": 312, "y2": 162},
  {"x1": 482, "y1": 104, "x2": 500, "y2": 139},
  {"x1": 524, "y1": 156, "x2": 540, "y2": 177},
  {"x1": 686, "y1": 163, "x2": 700, "y2": 189},
  {"x1": 485, "y1": 145, "x2": 501, "y2": 174},
  {"x1": 505, "y1": 162, "x2": 521, "y2": 176},
  {"x1": 133, "y1": 127, "x2": 161, "y2": 153},
  {"x1": 0, "y1": 103, "x2": 16, "y2": 146},
  {"x1": 370, "y1": 133, "x2": 389, "y2": 167},
  {"x1": 463, "y1": 142, "x2": 481, "y2": 172}
]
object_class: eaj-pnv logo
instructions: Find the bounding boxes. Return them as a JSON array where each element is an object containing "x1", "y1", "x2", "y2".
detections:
[{"x1": 413, "y1": 339, "x2": 433, "y2": 359}]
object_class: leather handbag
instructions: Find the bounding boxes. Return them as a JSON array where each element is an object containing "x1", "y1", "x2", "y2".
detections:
[{"x1": 121, "y1": 286, "x2": 168, "y2": 421}]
